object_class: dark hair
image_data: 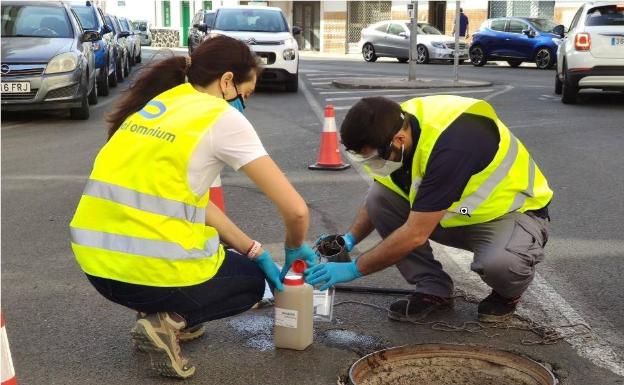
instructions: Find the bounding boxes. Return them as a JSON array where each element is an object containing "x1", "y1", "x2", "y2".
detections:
[
  {"x1": 460, "y1": 8, "x2": 464, "y2": 12},
  {"x1": 340, "y1": 97, "x2": 404, "y2": 153},
  {"x1": 106, "y1": 35, "x2": 261, "y2": 139}
]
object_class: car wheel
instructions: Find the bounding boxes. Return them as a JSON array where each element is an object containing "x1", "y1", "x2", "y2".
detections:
[
  {"x1": 561, "y1": 64, "x2": 578, "y2": 104},
  {"x1": 285, "y1": 73, "x2": 298, "y2": 92},
  {"x1": 98, "y1": 64, "x2": 110, "y2": 96},
  {"x1": 129, "y1": 49, "x2": 135, "y2": 66},
  {"x1": 554, "y1": 72, "x2": 562, "y2": 95},
  {"x1": 416, "y1": 45, "x2": 429, "y2": 64},
  {"x1": 124, "y1": 56, "x2": 130, "y2": 77},
  {"x1": 136, "y1": 48, "x2": 142, "y2": 64},
  {"x1": 362, "y1": 43, "x2": 377, "y2": 62},
  {"x1": 116, "y1": 57, "x2": 125, "y2": 83},
  {"x1": 88, "y1": 78, "x2": 98, "y2": 105},
  {"x1": 507, "y1": 59, "x2": 523, "y2": 68},
  {"x1": 469, "y1": 46, "x2": 487, "y2": 66},
  {"x1": 109, "y1": 59, "x2": 118, "y2": 88},
  {"x1": 535, "y1": 48, "x2": 554, "y2": 70},
  {"x1": 70, "y1": 93, "x2": 90, "y2": 120},
  {"x1": 398, "y1": 57, "x2": 409, "y2": 63}
]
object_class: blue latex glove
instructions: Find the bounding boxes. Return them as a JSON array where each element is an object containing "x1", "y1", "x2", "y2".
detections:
[
  {"x1": 280, "y1": 244, "x2": 318, "y2": 281},
  {"x1": 304, "y1": 261, "x2": 363, "y2": 291},
  {"x1": 255, "y1": 251, "x2": 284, "y2": 292},
  {"x1": 314, "y1": 232, "x2": 356, "y2": 253}
]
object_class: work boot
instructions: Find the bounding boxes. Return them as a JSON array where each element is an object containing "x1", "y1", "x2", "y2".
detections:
[
  {"x1": 478, "y1": 291, "x2": 521, "y2": 323},
  {"x1": 131, "y1": 312, "x2": 196, "y2": 379},
  {"x1": 387, "y1": 293, "x2": 453, "y2": 322}
]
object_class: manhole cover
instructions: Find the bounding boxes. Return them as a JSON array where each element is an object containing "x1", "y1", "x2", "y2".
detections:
[{"x1": 349, "y1": 344, "x2": 557, "y2": 385}]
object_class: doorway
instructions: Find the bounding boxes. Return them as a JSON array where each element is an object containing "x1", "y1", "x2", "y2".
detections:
[
  {"x1": 293, "y1": 1, "x2": 320, "y2": 51},
  {"x1": 181, "y1": 1, "x2": 190, "y2": 47},
  {"x1": 428, "y1": 1, "x2": 447, "y2": 34}
]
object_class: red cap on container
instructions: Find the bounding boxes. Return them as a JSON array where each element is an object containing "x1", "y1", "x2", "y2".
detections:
[
  {"x1": 292, "y1": 259, "x2": 307, "y2": 274},
  {"x1": 284, "y1": 274, "x2": 304, "y2": 286}
]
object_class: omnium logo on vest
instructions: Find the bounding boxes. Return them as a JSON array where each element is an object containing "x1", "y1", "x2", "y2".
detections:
[
  {"x1": 138, "y1": 100, "x2": 167, "y2": 119},
  {"x1": 118, "y1": 119, "x2": 177, "y2": 143}
]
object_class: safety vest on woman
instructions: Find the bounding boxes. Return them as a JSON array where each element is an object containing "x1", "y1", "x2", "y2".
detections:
[
  {"x1": 70, "y1": 83, "x2": 228, "y2": 287},
  {"x1": 370, "y1": 95, "x2": 553, "y2": 227}
]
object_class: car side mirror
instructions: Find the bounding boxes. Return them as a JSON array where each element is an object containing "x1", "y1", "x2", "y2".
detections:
[
  {"x1": 399, "y1": 31, "x2": 408, "y2": 39},
  {"x1": 194, "y1": 23, "x2": 208, "y2": 32},
  {"x1": 522, "y1": 29, "x2": 536, "y2": 38},
  {"x1": 552, "y1": 25, "x2": 565, "y2": 38},
  {"x1": 82, "y1": 30, "x2": 102, "y2": 42},
  {"x1": 292, "y1": 26, "x2": 302, "y2": 35},
  {"x1": 118, "y1": 31, "x2": 130, "y2": 38},
  {"x1": 101, "y1": 24, "x2": 112, "y2": 34},
  {"x1": 139, "y1": 25, "x2": 147, "y2": 32}
]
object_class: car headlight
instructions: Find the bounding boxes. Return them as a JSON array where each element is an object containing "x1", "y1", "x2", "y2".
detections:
[
  {"x1": 282, "y1": 37, "x2": 295, "y2": 45},
  {"x1": 283, "y1": 49, "x2": 296, "y2": 60},
  {"x1": 45, "y1": 52, "x2": 79, "y2": 74},
  {"x1": 431, "y1": 42, "x2": 447, "y2": 49}
]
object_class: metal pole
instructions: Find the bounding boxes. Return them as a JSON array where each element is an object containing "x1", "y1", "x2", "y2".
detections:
[
  {"x1": 408, "y1": 1, "x2": 418, "y2": 81},
  {"x1": 453, "y1": 2, "x2": 461, "y2": 83}
]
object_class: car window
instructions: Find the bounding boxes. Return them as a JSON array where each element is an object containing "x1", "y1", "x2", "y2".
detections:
[
  {"x1": 214, "y1": 9, "x2": 288, "y2": 32},
  {"x1": 419, "y1": 23, "x2": 442, "y2": 35},
  {"x1": 507, "y1": 20, "x2": 528, "y2": 34},
  {"x1": 192, "y1": 12, "x2": 201, "y2": 25},
  {"x1": 490, "y1": 19, "x2": 506, "y2": 31},
  {"x1": 375, "y1": 23, "x2": 388, "y2": 33},
  {"x1": 387, "y1": 23, "x2": 405, "y2": 35},
  {"x1": 119, "y1": 18, "x2": 131, "y2": 32},
  {"x1": 569, "y1": 6, "x2": 584, "y2": 30},
  {"x1": 585, "y1": 5, "x2": 624, "y2": 26},
  {"x1": 529, "y1": 18, "x2": 558, "y2": 33},
  {"x1": 204, "y1": 12, "x2": 215, "y2": 27},
  {"x1": 1, "y1": 4, "x2": 73, "y2": 38},
  {"x1": 71, "y1": 5, "x2": 97, "y2": 30}
]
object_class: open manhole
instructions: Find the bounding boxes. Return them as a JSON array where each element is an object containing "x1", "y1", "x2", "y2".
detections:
[{"x1": 349, "y1": 344, "x2": 557, "y2": 385}]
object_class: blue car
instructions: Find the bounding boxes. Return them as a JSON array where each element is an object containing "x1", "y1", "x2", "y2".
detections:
[
  {"x1": 71, "y1": 1, "x2": 117, "y2": 95},
  {"x1": 469, "y1": 17, "x2": 564, "y2": 69}
]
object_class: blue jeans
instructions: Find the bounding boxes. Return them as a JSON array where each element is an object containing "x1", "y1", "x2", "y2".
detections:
[{"x1": 87, "y1": 250, "x2": 265, "y2": 327}]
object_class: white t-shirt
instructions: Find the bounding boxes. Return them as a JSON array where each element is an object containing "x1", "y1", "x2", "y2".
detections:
[{"x1": 187, "y1": 107, "x2": 267, "y2": 196}]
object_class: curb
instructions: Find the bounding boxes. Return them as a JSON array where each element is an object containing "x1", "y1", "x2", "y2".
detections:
[{"x1": 332, "y1": 77, "x2": 492, "y2": 89}]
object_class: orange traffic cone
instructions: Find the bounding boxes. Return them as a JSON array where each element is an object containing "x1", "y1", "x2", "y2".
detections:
[
  {"x1": 309, "y1": 105, "x2": 350, "y2": 171},
  {"x1": 1, "y1": 313, "x2": 17, "y2": 385},
  {"x1": 209, "y1": 174, "x2": 226, "y2": 213}
]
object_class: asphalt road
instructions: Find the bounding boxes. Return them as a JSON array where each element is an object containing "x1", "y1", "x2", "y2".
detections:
[{"x1": 2, "y1": 54, "x2": 623, "y2": 384}]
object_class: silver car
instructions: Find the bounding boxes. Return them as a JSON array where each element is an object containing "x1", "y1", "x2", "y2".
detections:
[
  {"x1": 1, "y1": 1, "x2": 100, "y2": 119},
  {"x1": 118, "y1": 16, "x2": 141, "y2": 65},
  {"x1": 358, "y1": 20, "x2": 469, "y2": 64}
]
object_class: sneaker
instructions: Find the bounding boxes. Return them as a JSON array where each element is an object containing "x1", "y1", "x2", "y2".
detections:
[
  {"x1": 478, "y1": 291, "x2": 521, "y2": 323},
  {"x1": 179, "y1": 324, "x2": 205, "y2": 342},
  {"x1": 387, "y1": 293, "x2": 453, "y2": 322},
  {"x1": 131, "y1": 312, "x2": 196, "y2": 379}
]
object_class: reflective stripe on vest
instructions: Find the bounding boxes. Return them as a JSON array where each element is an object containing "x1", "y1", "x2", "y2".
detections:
[{"x1": 368, "y1": 95, "x2": 552, "y2": 227}]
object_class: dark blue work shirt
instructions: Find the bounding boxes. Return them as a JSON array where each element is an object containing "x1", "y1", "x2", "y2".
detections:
[{"x1": 460, "y1": 13, "x2": 469, "y2": 36}]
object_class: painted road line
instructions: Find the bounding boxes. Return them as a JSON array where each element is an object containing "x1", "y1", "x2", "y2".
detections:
[
  {"x1": 325, "y1": 88, "x2": 495, "y2": 102},
  {"x1": 319, "y1": 89, "x2": 415, "y2": 95},
  {"x1": 311, "y1": 81, "x2": 332, "y2": 86},
  {"x1": 484, "y1": 84, "x2": 514, "y2": 101}
]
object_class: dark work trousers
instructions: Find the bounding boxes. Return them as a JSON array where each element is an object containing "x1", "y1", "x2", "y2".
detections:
[
  {"x1": 87, "y1": 249, "x2": 265, "y2": 327},
  {"x1": 366, "y1": 183, "x2": 550, "y2": 299}
]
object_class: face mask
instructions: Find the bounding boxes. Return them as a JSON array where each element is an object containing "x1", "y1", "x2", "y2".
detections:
[
  {"x1": 223, "y1": 83, "x2": 246, "y2": 113},
  {"x1": 368, "y1": 144, "x2": 404, "y2": 177}
]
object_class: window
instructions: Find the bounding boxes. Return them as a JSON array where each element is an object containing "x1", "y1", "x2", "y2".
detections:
[
  {"x1": 585, "y1": 5, "x2": 624, "y2": 26},
  {"x1": 1, "y1": 4, "x2": 73, "y2": 38},
  {"x1": 490, "y1": 19, "x2": 506, "y2": 31},
  {"x1": 507, "y1": 20, "x2": 528, "y2": 34},
  {"x1": 569, "y1": 6, "x2": 584, "y2": 31},
  {"x1": 203, "y1": 1, "x2": 212, "y2": 11},
  {"x1": 419, "y1": 23, "x2": 442, "y2": 35},
  {"x1": 71, "y1": 6, "x2": 97, "y2": 30},
  {"x1": 204, "y1": 12, "x2": 216, "y2": 27},
  {"x1": 162, "y1": 0, "x2": 171, "y2": 27},
  {"x1": 375, "y1": 23, "x2": 388, "y2": 33},
  {"x1": 214, "y1": 9, "x2": 288, "y2": 32},
  {"x1": 387, "y1": 23, "x2": 405, "y2": 36},
  {"x1": 529, "y1": 18, "x2": 558, "y2": 33},
  {"x1": 119, "y1": 18, "x2": 131, "y2": 32}
]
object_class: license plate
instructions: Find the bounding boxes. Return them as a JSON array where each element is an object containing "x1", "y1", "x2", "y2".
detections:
[
  {"x1": 259, "y1": 56, "x2": 268, "y2": 64},
  {"x1": 1, "y1": 82, "x2": 31, "y2": 93},
  {"x1": 612, "y1": 37, "x2": 624, "y2": 46}
]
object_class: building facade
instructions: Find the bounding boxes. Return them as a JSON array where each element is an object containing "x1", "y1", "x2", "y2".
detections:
[{"x1": 101, "y1": 1, "x2": 585, "y2": 52}]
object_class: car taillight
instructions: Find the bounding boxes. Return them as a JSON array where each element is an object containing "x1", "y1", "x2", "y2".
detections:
[{"x1": 574, "y1": 33, "x2": 591, "y2": 51}]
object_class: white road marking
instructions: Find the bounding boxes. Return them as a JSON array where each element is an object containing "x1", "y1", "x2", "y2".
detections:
[
  {"x1": 310, "y1": 81, "x2": 332, "y2": 86},
  {"x1": 484, "y1": 84, "x2": 514, "y2": 100},
  {"x1": 326, "y1": 88, "x2": 495, "y2": 102},
  {"x1": 320, "y1": 89, "x2": 415, "y2": 95}
]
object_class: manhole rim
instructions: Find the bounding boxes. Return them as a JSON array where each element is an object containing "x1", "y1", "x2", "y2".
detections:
[{"x1": 348, "y1": 343, "x2": 558, "y2": 385}]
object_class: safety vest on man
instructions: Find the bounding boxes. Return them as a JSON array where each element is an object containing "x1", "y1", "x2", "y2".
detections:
[
  {"x1": 369, "y1": 95, "x2": 553, "y2": 227},
  {"x1": 70, "y1": 83, "x2": 228, "y2": 287}
]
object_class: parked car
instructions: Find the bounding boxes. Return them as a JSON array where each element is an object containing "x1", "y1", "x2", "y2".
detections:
[
  {"x1": 188, "y1": 9, "x2": 216, "y2": 54},
  {"x1": 470, "y1": 17, "x2": 564, "y2": 69},
  {"x1": 206, "y1": 6, "x2": 301, "y2": 92},
  {"x1": 118, "y1": 16, "x2": 141, "y2": 65},
  {"x1": 70, "y1": 0, "x2": 117, "y2": 96},
  {"x1": 133, "y1": 20, "x2": 152, "y2": 46},
  {"x1": 358, "y1": 21, "x2": 469, "y2": 64},
  {"x1": 104, "y1": 14, "x2": 130, "y2": 82},
  {"x1": 1, "y1": 1, "x2": 100, "y2": 119},
  {"x1": 555, "y1": 2, "x2": 624, "y2": 104}
]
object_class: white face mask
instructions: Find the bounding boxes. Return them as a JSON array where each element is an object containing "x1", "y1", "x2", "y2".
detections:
[{"x1": 368, "y1": 144, "x2": 404, "y2": 177}]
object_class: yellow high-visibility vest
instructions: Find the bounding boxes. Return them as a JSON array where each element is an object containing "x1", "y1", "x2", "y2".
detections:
[
  {"x1": 70, "y1": 83, "x2": 229, "y2": 286},
  {"x1": 369, "y1": 95, "x2": 553, "y2": 227}
]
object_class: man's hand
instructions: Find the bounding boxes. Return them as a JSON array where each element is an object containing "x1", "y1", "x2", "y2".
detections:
[{"x1": 304, "y1": 261, "x2": 362, "y2": 291}]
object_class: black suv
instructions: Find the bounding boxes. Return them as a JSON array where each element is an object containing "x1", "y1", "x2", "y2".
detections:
[{"x1": 188, "y1": 9, "x2": 216, "y2": 54}]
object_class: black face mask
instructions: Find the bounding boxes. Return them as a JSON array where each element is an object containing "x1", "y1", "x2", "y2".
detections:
[{"x1": 222, "y1": 83, "x2": 245, "y2": 112}]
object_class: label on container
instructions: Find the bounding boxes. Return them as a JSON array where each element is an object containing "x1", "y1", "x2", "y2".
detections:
[{"x1": 274, "y1": 307, "x2": 298, "y2": 328}]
